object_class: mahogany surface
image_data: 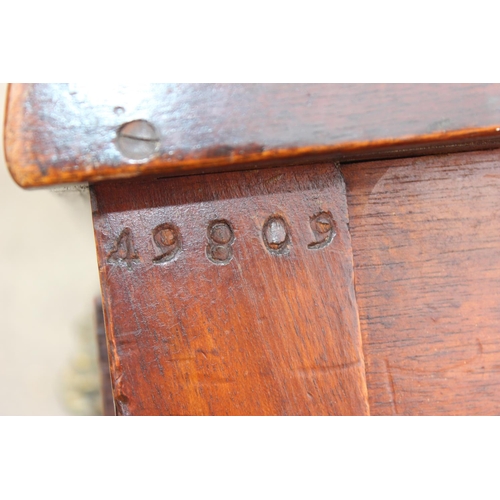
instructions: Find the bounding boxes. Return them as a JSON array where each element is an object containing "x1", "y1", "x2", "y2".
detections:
[
  {"x1": 91, "y1": 163, "x2": 369, "y2": 415},
  {"x1": 95, "y1": 298, "x2": 115, "y2": 416},
  {"x1": 6, "y1": 84, "x2": 500, "y2": 415},
  {"x1": 7, "y1": 83, "x2": 500, "y2": 188},
  {"x1": 342, "y1": 149, "x2": 500, "y2": 415}
]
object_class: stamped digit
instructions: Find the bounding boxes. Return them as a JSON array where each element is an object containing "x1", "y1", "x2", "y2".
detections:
[
  {"x1": 107, "y1": 228, "x2": 139, "y2": 265},
  {"x1": 152, "y1": 223, "x2": 181, "y2": 263},
  {"x1": 262, "y1": 215, "x2": 290, "y2": 255},
  {"x1": 206, "y1": 220, "x2": 235, "y2": 265},
  {"x1": 308, "y1": 211, "x2": 336, "y2": 250}
]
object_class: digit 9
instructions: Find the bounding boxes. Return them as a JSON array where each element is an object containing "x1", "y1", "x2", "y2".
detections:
[
  {"x1": 308, "y1": 212, "x2": 336, "y2": 250},
  {"x1": 152, "y1": 223, "x2": 181, "y2": 263}
]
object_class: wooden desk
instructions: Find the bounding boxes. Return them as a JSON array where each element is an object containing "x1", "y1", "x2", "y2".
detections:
[{"x1": 5, "y1": 84, "x2": 500, "y2": 415}]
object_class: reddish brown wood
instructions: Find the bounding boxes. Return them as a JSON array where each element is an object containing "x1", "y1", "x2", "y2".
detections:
[
  {"x1": 7, "y1": 84, "x2": 500, "y2": 188},
  {"x1": 94, "y1": 298, "x2": 115, "y2": 416},
  {"x1": 9, "y1": 84, "x2": 500, "y2": 415},
  {"x1": 342, "y1": 149, "x2": 500, "y2": 415},
  {"x1": 91, "y1": 163, "x2": 369, "y2": 415}
]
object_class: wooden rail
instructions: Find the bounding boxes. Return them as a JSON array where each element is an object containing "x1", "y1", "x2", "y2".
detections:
[{"x1": 6, "y1": 83, "x2": 500, "y2": 187}]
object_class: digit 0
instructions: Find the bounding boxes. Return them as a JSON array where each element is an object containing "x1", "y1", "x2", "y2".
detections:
[{"x1": 262, "y1": 215, "x2": 290, "y2": 255}]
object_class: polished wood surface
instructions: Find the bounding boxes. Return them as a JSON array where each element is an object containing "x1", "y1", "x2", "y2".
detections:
[
  {"x1": 7, "y1": 84, "x2": 500, "y2": 188},
  {"x1": 6, "y1": 84, "x2": 500, "y2": 415},
  {"x1": 91, "y1": 163, "x2": 369, "y2": 415},
  {"x1": 342, "y1": 149, "x2": 500, "y2": 415},
  {"x1": 95, "y1": 298, "x2": 115, "y2": 416}
]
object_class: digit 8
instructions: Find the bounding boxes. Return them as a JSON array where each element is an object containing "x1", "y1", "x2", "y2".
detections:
[{"x1": 206, "y1": 220, "x2": 235, "y2": 265}]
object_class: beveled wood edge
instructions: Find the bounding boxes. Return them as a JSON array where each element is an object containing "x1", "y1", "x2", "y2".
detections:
[
  {"x1": 6, "y1": 83, "x2": 500, "y2": 188},
  {"x1": 9, "y1": 127, "x2": 500, "y2": 189}
]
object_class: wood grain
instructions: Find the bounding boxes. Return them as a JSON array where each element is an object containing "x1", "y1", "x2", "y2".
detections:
[
  {"x1": 342, "y1": 149, "x2": 500, "y2": 415},
  {"x1": 7, "y1": 84, "x2": 500, "y2": 188},
  {"x1": 91, "y1": 163, "x2": 369, "y2": 415},
  {"x1": 94, "y1": 298, "x2": 115, "y2": 416}
]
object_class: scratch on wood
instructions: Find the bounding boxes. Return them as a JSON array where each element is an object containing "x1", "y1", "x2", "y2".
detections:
[
  {"x1": 296, "y1": 359, "x2": 362, "y2": 376},
  {"x1": 389, "y1": 340, "x2": 485, "y2": 374},
  {"x1": 385, "y1": 359, "x2": 399, "y2": 415},
  {"x1": 197, "y1": 374, "x2": 234, "y2": 385}
]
